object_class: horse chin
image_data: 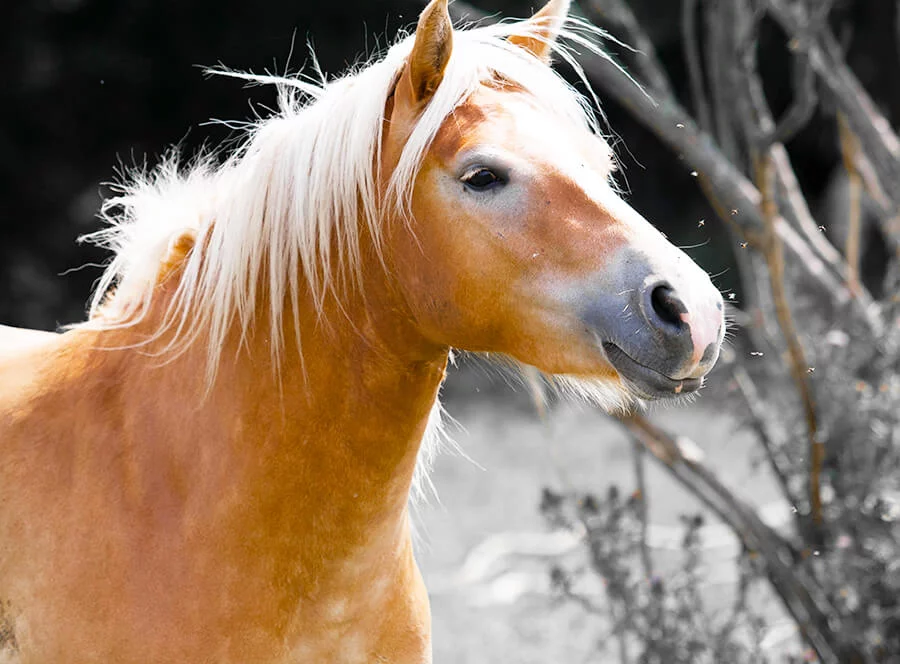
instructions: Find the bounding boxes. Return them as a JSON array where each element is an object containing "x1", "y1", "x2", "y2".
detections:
[
  {"x1": 601, "y1": 341, "x2": 704, "y2": 401},
  {"x1": 549, "y1": 373, "x2": 639, "y2": 414}
]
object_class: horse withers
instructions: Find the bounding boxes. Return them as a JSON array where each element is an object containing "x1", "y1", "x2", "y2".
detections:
[{"x1": 0, "y1": 0, "x2": 724, "y2": 661}]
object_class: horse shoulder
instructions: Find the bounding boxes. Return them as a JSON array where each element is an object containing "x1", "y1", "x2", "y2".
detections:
[{"x1": 0, "y1": 328, "x2": 124, "y2": 487}]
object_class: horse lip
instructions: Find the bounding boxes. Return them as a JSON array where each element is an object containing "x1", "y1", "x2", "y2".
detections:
[{"x1": 601, "y1": 342, "x2": 702, "y2": 399}]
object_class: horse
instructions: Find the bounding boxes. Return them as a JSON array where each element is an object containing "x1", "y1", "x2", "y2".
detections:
[{"x1": 0, "y1": 0, "x2": 725, "y2": 661}]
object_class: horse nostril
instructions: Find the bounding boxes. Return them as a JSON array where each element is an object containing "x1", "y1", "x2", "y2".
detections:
[{"x1": 650, "y1": 285, "x2": 688, "y2": 328}]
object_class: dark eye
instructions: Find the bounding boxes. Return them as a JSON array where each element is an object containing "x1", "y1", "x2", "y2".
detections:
[{"x1": 462, "y1": 167, "x2": 504, "y2": 191}]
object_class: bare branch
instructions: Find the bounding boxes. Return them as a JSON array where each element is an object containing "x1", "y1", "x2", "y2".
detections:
[
  {"x1": 754, "y1": 0, "x2": 829, "y2": 149},
  {"x1": 555, "y1": 578, "x2": 608, "y2": 616},
  {"x1": 767, "y1": 0, "x2": 900, "y2": 212},
  {"x1": 681, "y1": 0, "x2": 712, "y2": 133},
  {"x1": 694, "y1": 175, "x2": 783, "y2": 344},
  {"x1": 617, "y1": 414, "x2": 854, "y2": 664},
  {"x1": 770, "y1": 146, "x2": 860, "y2": 299},
  {"x1": 730, "y1": 1, "x2": 877, "y2": 309},
  {"x1": 755, "y1": 152, "x2": 823, "y2": 528},
  {"x1": 732, "y1": 0, "x2": 767, "y2": 148},
  {"x1": 640, "y1": 3, "x2": 882, "y2": 331},
  {"x1": 838, "y1": 113, "x2": 864, "y2": 297},
  {"x1": 730, "y1": 363, "x2": 799, "y2": 510},
  {"x1": 704, "y1": 0, "x2": 742, "y2": 162},
  {"x1": 611, "y1": 600, "x2": 631, "y2": 664},
  {"x1": 855, "y1": 150, "x2": 899, "y2": 235},
  {"x1": 768, "y1": 49, "x2": 816, "y2": 147},
  {"x1": 631, "y1": 441, "x2": 654, "y2": 581},
  {"x1": 582, "y1": 0, "x2": 673, "y2": 98}
]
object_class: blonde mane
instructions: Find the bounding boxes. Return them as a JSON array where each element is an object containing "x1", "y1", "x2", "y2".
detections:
[{"x1": 80, "y1": 17, "x2": 615, "y2": 383}]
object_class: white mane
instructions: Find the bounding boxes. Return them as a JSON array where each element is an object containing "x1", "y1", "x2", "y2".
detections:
[{"x1": 80, "y1": 16, "x2": 614, "y2": 383}]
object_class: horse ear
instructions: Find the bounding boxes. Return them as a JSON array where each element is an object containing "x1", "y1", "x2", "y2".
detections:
[
  {"x1": 406, "y1": 0, "x2": 453, "y2": 104},
  {"x1": 508, "y1": 0, "x2": 571, "y2": 63}
]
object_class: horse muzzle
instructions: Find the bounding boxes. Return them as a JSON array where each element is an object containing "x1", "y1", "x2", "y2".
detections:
[{"x1": 583, "y1": 265, "x2": 725, "y2": 400}]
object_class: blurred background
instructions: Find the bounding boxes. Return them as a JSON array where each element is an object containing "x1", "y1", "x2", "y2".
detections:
[{"x1": 4, "y1": 1, "x2": 900, "y2": 662}]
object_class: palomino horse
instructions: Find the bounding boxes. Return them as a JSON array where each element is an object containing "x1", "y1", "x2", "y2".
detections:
[{"x1": 0, "y1": 0, "x2": 724, "y2": 661}]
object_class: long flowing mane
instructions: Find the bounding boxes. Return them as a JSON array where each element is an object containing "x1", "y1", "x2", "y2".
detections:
[{"x1": 79, "y1": 17, "x2": 615, "y2": 383}]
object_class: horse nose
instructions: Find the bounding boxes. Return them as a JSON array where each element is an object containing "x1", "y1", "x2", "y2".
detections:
[
  {"x1": 650, "y1": 285, "x2": 688, "y2": 329},
  {"x1": 641, "y1": 281, "x2": 723, "y2": 378}
]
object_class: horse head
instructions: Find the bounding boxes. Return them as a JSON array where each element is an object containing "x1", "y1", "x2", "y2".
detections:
[{"x1": 382, "y1": 0, "x2": 725, "y2": 405}]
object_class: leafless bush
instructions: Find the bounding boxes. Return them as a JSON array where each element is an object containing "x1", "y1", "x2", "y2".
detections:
[{"x1": 541, "y1": 486, "x2": 773, "y2": 663}]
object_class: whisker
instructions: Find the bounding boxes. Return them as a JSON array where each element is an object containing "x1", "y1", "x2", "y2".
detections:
[{"x1": 677, "y1": 238, "x2": 711, "y2": 250}]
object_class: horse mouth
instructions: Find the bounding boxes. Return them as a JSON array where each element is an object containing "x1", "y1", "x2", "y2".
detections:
[{"x1": 602, "y1": 342, "x2": 702, "y2": 400}]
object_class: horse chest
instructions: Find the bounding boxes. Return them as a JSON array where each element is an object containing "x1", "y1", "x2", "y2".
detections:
[
  {"x1": 4, "y1": 555, "x2": 430, "y2": 664},
  {"x1": 0, "y1": 408, "x2": 430, "y2": 662}
]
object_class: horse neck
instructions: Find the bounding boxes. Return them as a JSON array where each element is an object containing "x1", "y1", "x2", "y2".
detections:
[{"x1": 151, "y1": 235, "x2": 449, "y2": 574}]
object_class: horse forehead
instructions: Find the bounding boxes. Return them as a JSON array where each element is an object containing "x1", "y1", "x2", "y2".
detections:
[
  {"x1": 430, "y1": 85, "x2": 608, "y2": 171},
  {"x1": 430, "y1": 86, "x2": 553, "y2": 158}
]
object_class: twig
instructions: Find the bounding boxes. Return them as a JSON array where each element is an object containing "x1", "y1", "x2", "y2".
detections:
[
  {"x1": 571, "y1": 493, "x2": 636, "y2": 662},
  {"x1": 730, "y1": 1, "x2": 880, "y2": 322},
  {"x1": 727, "y1": 1, "x2": 804, "y2": 344},
  {"x1": 767, "y1": 49, "x2": 816, "y2": 147},
  {"x1": 704, "y1": 0, "x2": 741, "y2": 162},
  {"x1": 557, "y1": 580, "x2": 608, "y2": 616},
  {"x1": 681, "y1": 0, "x2": 712, "y2": 133},
  {"x1": 610, "y1": 600, "x2": 631, "y2": 664},
  {"x1": 581, "y1": 0, "x2": 672, "y2": 98},
  {"x1": 769, "y1": 146, "x2": 868, "y2": 306},
  {"x1": 838, "y1": 113, "x2": 864, "y2": 297},
  {"x1": 767, "y1": 0, "x2": 900, "y2": 211},
  {"x1": 738, "y1": 0, "x2": 821, "y2": 151},
  {"x1": 715, "y1": 551, "x2": 753, "y2": 652},
  {"x1": 755, "y1": 152, "x2": 822, "y2": 528},
  {"x1": 631, "y1": 441, "x2": 653, "y2": 581},
  {"x1": 854, "y1": 150, "x2": 900, "y2": 249},
  {"x1": 617, "y1": 413, "x2": 855, "y2": 664},
  {"x1": 731, "y1": 363, "x2": 798, "y2": 510},
  {"x1": 759, "y1": 0, "x2": 899, "y2": 257},
  {"x1": 695, "y1": 174, "x2": 782, "y2": 345}
]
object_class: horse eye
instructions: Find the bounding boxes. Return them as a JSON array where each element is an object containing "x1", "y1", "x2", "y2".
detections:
[{"x1": 462, "y1": 167, "x2": 503, "y2": 191}]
